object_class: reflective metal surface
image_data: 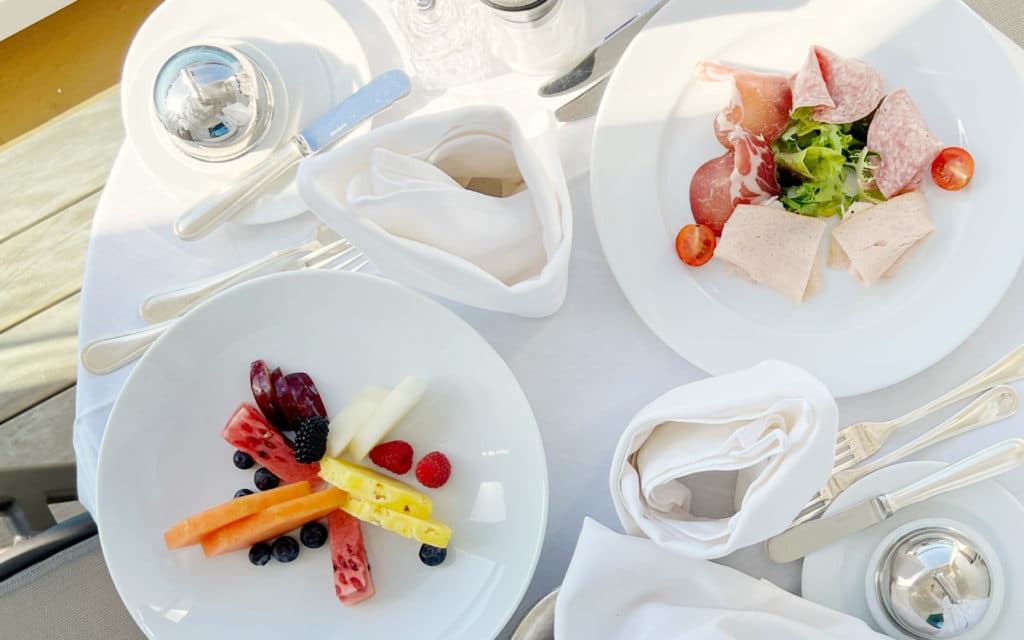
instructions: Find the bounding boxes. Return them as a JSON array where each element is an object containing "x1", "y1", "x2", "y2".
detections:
[
  {"x1": 482, "y1": 0, "x2": 559, "y2": 23},
  {"x1": 153, "y1": 44, "x2": 273, "y2": 162},
  {"x1": 876, "y1": 527, "x2": 993, "y2": 638}
]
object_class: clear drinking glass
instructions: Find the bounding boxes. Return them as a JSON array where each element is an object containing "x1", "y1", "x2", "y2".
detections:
[{"x1": 389, "y1": 0, "x2": 492, "y2": 91}]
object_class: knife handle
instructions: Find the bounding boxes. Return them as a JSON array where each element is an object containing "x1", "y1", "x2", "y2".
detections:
[
  {"x1": 883, "y1": 438, "x2": 1024, "y2": 513},
  {"x1": 174, "y1": 139, "x2": 304, "y2": 241}
]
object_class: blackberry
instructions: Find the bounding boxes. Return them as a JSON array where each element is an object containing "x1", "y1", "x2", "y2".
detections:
[
  {"x1": 254, "y1": 467, "x2": 280, "y2": 491},
  {"x1": 300, "y1": 521, "x2": 328, "y2": 549},
  {"x1": 293, "y1": 416, "x2": 329, "y2": 463},
  {"x1": 419, "y1": 544, "x2": 447, "y2": 567},
  {"x1": 234, "y1": 488, "x2": 254, "y2": 499},
  {"x1": 233, "y1": 450, "x2": 255, "y2": 469},
  {"x1": 272, "y1": 536, "x2": 300, "y2": 563},
  {"x1": 249, "y1": 542, "x2": 272, "y2": 566}
]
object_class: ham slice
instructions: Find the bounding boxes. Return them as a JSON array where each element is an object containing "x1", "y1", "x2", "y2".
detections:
[
  {"x1": 831, "y1": 191, "x2": 934, "y2": 286},
  {"x1": 689, "y1": 151, "x2": 735, "y2": 235},
  {"x1": 715, "y1": 205, "x2": 827, "y2": 302},
  {"x1": 867, "y1": 89, "x2": 943, "y2": 198},
  {"x1": 790, "y1": 46, "x2": 884, "y2": 124},
  {"x1": 689, "y1": 131, "x2": 780, "y2": 236},
  {"x1": 695, "y1": 61, "x2": 793, "y2": 147}
]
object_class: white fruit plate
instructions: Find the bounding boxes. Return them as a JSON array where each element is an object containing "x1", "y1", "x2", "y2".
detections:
[{"x1": 96, "y1": 270, "x2": 548, "y2": 639}]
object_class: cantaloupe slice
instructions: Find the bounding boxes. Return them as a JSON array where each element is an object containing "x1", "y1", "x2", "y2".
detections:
[
  {"x1": 164, "y1": 481, "x2": 312, "y2": 550},
  {"x1": 200, "y1": 488, "x2": 346, "y2": 557}
]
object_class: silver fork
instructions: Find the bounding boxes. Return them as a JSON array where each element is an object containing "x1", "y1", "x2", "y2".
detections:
[
  {"x1": 792, "y1": 384, "x2": 1019, "y2": 525},
  {"x1": 80, "y1": 247, "x2": 368, "y2": 375},
  {"x1": 832, "y1": 345, "x2": 1024, "y2": 470}
]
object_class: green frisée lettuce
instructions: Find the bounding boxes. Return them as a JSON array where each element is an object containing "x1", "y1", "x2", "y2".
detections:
[{"x1": 771, "y1": 108, "x2": 882, "y2": 217}]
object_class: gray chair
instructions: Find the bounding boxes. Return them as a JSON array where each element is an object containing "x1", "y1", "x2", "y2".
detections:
[{"x1": 0, "y1": 463, "x2": 144, "y2": 639}]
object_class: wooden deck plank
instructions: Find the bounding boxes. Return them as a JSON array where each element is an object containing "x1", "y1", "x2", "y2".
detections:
[
  {"x1": 0, "y1": 88, "x2": 121, "y2": 243},
  {"x1": 0, "y1": 192, "x2": 97, "y2": 333},
  {"x1": 0, "y1": 294, "x2": 80, "y2": 424},
  {"x1": 0, "y1": 387, "x2": 76, "y2": 471}
]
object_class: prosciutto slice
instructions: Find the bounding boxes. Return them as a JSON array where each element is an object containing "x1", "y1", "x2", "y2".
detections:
[
  {"x1": 695, "y1": 61, "x2": 793, "y2": 147},
  {"x1": 790, "y1": 46, "x2": 884, "y2": 124},
  {"x1": 867, "y1": 89, "x2": 943, "y2": 198},
  {"x1": 689, "y1": 131, "x2": 780, "y2": 236}
]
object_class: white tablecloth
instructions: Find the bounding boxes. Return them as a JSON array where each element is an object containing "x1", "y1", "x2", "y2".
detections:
[{"x1": 73, "y1": 1, "x2": 1024, "y2": 637}]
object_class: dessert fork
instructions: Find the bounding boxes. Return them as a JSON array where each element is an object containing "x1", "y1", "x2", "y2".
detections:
[
  {"x1": 80, "y1": 246, "x2": 368, "y2": 375},
  {"x1": 793, "y1": 384, "x2": 1019, "y2": 526},
  {"x1": 832, "y1": 345, "x2": 1024, "y2": 470}
]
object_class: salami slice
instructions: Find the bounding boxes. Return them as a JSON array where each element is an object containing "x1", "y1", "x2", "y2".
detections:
[
  {"x1": 695, "y1": 61, "x2": 792, "y2": 147},
  {"x1": 790, "y1": 46, "x2": 884, "y2": 124},
  {"x1": 867, "y1": 89, "x2": 943, "y2": 198},
  {"x1": 729, "y1": 129, "x2": 780, "y2": 206}
]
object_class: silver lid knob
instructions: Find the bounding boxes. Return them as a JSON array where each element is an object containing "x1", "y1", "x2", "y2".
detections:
[
  {"x1": 877, "y1": 526, "x2": 993, "y2": 638},
  {"x1": 153, "y1": 44, "x2": 273, "y2": 162}
]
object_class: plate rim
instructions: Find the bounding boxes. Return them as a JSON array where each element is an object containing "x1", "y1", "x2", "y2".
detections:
[{"x1": 95, "y1": 270, "x2": 550, "y2": 639}]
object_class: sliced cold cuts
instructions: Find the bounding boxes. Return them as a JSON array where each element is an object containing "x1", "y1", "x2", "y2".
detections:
[
  {"x1": 689, "y1": 131, "x2": 780, "y2": 236},
  {"x1": 694, "y1": 61, "x2": 793, "y2": 147},
  {"x1": 867, "y1": 89, "x2": 943, "y2": 198},
  {"x1": 715, "y1": 205, "x2": 827, "y2": 302},
  {"x1": 790, "y1": 46, "x2": 884, "y2": 124},
  {"x1": 831, "y1": 192, "x2": 934, "y2": 286}
]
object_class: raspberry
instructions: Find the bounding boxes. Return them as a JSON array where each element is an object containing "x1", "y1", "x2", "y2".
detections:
[
  {"x1": 368, "y1": 440, "x2": 414, "y2": 475},
  {"x1": 415, "y1": 451, "x2": 451, "y2": 488}
]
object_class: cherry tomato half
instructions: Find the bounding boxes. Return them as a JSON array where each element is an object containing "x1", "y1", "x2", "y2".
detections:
[
  {"x1": 675, "y1": 223, "x2": 716, "y2": 267},
  {"x1": 931, "y1": 147, "x2": 975, "y2": 191}
]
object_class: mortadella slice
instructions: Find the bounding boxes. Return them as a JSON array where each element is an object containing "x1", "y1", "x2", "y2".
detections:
[
  {"x1": 790, "y1": 46, "x2": 884, "y2": 124},
  {"x1": 867, "y1": 89, "x2": 943, "y2": 198},
  {"x1": 831, "y1": 192, "x2": 934, "y2": 286},
  {"x1": 715, "y1": 205, "x2": 827, "y2": 302},
  {"x1": 695, "y1": 61, "x2": 793, "y2": 147}
]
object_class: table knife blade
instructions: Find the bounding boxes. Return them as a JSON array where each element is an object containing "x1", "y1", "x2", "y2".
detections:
[{"x1": 555, "y1": 77, "x2": 608, "y2": 122}]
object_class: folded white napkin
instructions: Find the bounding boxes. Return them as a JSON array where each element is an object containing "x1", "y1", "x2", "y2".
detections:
[
  {"x1": 297, "y1": 105, "x2": 572, "y2": 317},
  {"x1": 555, "y1": 518, "x2": 888, "y2": 639},
  {"x1": 610, "y1": 361, "x2": 838, "y2": 559}
]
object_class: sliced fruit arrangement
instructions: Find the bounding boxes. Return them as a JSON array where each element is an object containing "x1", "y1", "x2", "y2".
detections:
[{"x1": 164, "y1": 362, "x2": 453, "y2": 610}]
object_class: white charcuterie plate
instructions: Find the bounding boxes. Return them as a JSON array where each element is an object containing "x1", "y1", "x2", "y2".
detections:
[
  {"x1": 96, "y1": 271, "x2": 547, "y2": 639},
  {"x1": 591, "y1": 0, "x2": 1024, "y2": 397}
]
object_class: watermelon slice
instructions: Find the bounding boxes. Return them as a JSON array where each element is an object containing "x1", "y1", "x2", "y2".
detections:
[
  {"x1": 328, "y1": 510, "x2": 375, "y2": 606},
  {"x1": 223, "y1": 403, "x2": 319, "y2": 483}
]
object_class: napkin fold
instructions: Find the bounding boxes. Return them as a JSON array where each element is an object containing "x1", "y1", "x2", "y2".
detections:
[
  {"x1": 297, "y1": 105, "x2": 572, "y2": 317},
  {"x1": 610, "y1": 361, "x2": 838, "y2": 559},
  {"x1": 555, "y1": 518, "x2": 888, "y2": 639}
]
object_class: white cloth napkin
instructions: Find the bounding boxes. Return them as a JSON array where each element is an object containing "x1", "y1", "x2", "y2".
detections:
[
  {"x1": 555, "y1": 518, "x2": 889, "y2": 639},
  {"x1": 610, "y1": 361, "x2": 838, "y2": 559},
  {"x1": 296, "y1": 105, "x2": 572, "y2": 317}
]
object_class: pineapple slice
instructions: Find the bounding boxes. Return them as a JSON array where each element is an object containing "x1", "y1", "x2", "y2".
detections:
[
  {"x1": 342, "y1": 494, "x2": 452, "y2": 548},
  {"x1": 319, "y1": 456, "x2": 432, "y2": 520}
]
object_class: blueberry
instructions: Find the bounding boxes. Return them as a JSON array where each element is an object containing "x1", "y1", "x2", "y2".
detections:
[
  {"x1": 234, "y1": 488, "x2": 254, "y2": 499},
  {"x1": 272, "y1": 536, "x2": 300, "y2": 563},
  {"x1": 419, "y1": 544, "x2": 447, "y2": 567},
  {"x1": 249, "y1": 542, "x2": 272, "y2": 566},
  {"x1": 300, "y1": 521, "x2": 328, "y2": 549},
  {"x1": 254, "y1": 467, "x2": 279, "y2": 491},
  {"x1": 233, "y1": 450, "x2": 255, "y2": 469}
]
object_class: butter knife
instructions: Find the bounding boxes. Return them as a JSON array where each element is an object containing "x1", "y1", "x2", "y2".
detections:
[
  {"x1": 174, "y1": 69, "x2": 412, "y2": 241},
  {"x1": 555, "y1": 76, "x2": 608, "y2": 122},
  {"x1": 538, "y1": 0, "x2": 668, "y2": 98},
  {"x1": 766, "y1": 438, "x2": 1024, "y2": 563}
]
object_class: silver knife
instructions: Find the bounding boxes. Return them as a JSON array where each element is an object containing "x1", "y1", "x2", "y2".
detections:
[
  {"x1": 555, "y1": 76, "x2": 608, "y2": 122},
  {"x1": 538, "y1": 0, "x2": 668, "y2": 98},
  {"x1": 174, "y1": 69, "x2": 412, "y2": 240},
  {"x1": 766, "y1": 438, "x2": 1024, "y2": 563}
]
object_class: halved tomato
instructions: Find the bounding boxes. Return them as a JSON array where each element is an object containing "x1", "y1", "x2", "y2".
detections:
[
  {"x1": 675, "y1": 224, "x2": 716, "y2": 267},
  {"x1": 931, "y1": 147, "x2": 974, "y2": 191}
]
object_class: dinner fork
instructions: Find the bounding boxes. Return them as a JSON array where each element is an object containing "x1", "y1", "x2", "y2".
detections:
[
  {"x1": 831, "y1": 345, "x2": 1024, "y2": 470},
  {"x1": 141, "y1": 225, "x2": 352, "y2": 323},
  {"x1": 792, "y1": 384, "x2": 1019, "y2": 526},
  {"x1": 80, "y1": 247, "x2": 368, "y2": 375}
]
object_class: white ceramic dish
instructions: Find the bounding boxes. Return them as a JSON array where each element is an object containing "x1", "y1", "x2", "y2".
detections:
[
  {"x1": 590, "y1": 0, "x2": 1024, "y2": 397},
  {"x1": 96, "y1": 271, "x2": 548, "y2": 639},
  {"x1": 121, "y1": 0, "x2": 371, "y2": 224},
  {"x1": 801, "y1": 461, "x2": 1024, "y2": 638}
]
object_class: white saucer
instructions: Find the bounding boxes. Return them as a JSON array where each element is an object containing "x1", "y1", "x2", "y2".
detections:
[
  {"x1": 802, "y1": 461, "x2": 1024, "y2": 638},
  {"x1": 121, "y1": 0, "x2": 370, "y2": 225}
]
